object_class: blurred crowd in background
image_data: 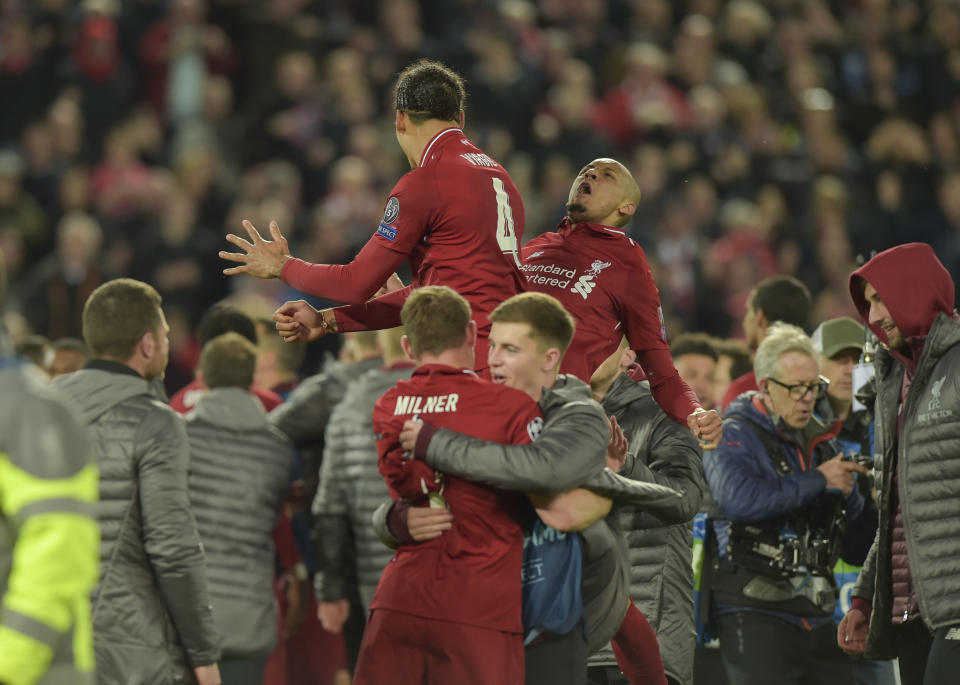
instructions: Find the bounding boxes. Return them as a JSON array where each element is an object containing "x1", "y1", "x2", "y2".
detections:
[{"x1": 3, "y1": 0, "x2": 960, "y2": 394}]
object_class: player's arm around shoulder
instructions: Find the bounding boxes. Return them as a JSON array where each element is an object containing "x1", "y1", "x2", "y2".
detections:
[{"x1": 525, "y1": 386, "x2": 612, "y2": 531}]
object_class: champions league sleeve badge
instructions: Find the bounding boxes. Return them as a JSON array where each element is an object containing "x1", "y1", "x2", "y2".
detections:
[{"x1": 377, "y1": 196, "x2": 400, "y2": 241}]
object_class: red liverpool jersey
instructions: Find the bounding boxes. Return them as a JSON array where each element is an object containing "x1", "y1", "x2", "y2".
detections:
[
  {"x1": 330, "y1": 129, "x2": 526, "y2": 357},
  {"x1": 372, "y1": 364, "x2": 542, "y2": 633},
  {"x1": 520, "y1": 219, "x2": 699, "y2": 424}
]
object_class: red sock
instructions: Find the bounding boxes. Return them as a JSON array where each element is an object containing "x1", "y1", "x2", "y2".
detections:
[{"x1": 610, "y1": 602, "x2": 667, "y2": 685}]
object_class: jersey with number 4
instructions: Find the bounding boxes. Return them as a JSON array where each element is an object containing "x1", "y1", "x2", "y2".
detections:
[{"x1": 372, "y1": 128, "x2": 526, "y2": 338}]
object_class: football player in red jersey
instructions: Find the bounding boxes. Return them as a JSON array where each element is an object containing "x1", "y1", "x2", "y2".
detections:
[
  {"x1": 353, "y1": 286, "x2": 542, "y2": 685},
  {"x1": 520, "y1": 158, "x2": 721, "y2": 444},
  {"x1": 219, "y1": 59, "x2": 525, "y2": 372}
]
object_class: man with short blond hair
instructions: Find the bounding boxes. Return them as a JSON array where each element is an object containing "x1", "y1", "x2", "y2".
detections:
[
  {"x1": 489, "y1": 291, "x2": 576, "y2": 353},
  {"x1": 354, "y1": 285, "x2": 543, "y2": 685}
]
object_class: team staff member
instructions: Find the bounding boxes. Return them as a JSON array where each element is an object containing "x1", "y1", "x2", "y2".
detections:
[
  {"x1": 520, "y1": 158, "x2": 720, "y2": 443},
  {"x1": 354, "y1": 286, "x2": 542, "y2": 685},
  {"x1": 0, "y1": 253, "x2": 99, "y2": 685},
  {"x1": 221, "y1": 59, "x2": 526, "y2": 371},
  {"x1": 839, "y1": 244, "x2": 960, "y2": 684}
]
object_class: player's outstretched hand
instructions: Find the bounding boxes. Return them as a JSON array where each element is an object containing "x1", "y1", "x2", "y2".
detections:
[
  {"x1": 606, "y1": 415, "x2": 628, "y2": 471},
  {"x1": 273, "y1": 300, "x2": 334, "y2": 343},
  {"x1": 221, "y1": 219, "x2": 291, "y2": 278},
  {"x1": 688, "y1": 407, "x2": 722, "y2": 449},
  {"x1": 407, "y1": 505, "x2": 453, "y2": 541}
]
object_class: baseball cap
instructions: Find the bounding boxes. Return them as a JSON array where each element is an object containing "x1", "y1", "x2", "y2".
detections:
[{"x1": 811, "y1": 317, "x2": 864, "y2": 358}]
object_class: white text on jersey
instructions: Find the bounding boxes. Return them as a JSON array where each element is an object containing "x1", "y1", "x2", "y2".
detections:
[
  {"x1": 460, "y1": 152, "x2": 498, "y2": 167},
  {"x1": 394, "y1": 393, "x2": 461, "y2": 416}
]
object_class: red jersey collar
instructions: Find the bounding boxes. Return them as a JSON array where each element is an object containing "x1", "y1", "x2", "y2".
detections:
[
  {"x1": 557, "y1": 217, "x2": 629, "y2": 238},
  {"x1": 412, "y1": 362, "x2": 478, "y2": 379},
  {"x1": 418, "y1": 127, "x2": 463, "y2": 167},
  {"x1": 383, "y1": 360, "x2": 416, "y2": 371}
]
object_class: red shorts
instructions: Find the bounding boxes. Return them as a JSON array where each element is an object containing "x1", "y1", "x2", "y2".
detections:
[{"x1": 353, "y1": 609, "x2": 524, "y2": 685}]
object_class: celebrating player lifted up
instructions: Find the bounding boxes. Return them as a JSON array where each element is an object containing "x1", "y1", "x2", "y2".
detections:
[
  {"x1": 219, "y1": 59, "x2": 526, "y2": 372},
  {"x1": 521, "y1": 158, "x2": 721, "y2": 443}
]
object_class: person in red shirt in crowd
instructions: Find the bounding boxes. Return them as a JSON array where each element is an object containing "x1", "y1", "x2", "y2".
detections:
[
  {"x1": 521, "y1": 157, "x2": 721, "y2": 443},
  {"x1": 220, "y1": 59, "x2": 526, "y2": 372},
  {"x1": 168, "y1": 302, "x2": 283, "y2": 413},
  {"x1": 719, "y1": 275, "x2": 812, "y2": 411},
  {"x1": 354, "y1": 286, "x2": 542, "y2": 685}
]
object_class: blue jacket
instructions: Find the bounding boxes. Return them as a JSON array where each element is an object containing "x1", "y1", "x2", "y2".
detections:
[
  {"x1": 704, "y1": 392, "x2": 866, "y2": 626},
  {"x1": 705, "y1": 392, "x2": 864, "y2": 534}
]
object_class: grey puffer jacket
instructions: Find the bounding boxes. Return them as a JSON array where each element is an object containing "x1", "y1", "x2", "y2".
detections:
[
  {"x1": 53, "y1": 364, "x2": 220, "y2": 685},
  {"x1": 852, "y1": 312, "x2": 960, "y2": 656},
  {"x1": 270, "y1": 355, "x2": 382, "y2": 506},
  {"x1": 588, "y1": 375, "x2": 705, "y2": 685},
  {"x1": 185, "y1": 388, "x2": 293, "y2": 658},
  {"x1": 313, "y1": 363, "x2": 415, "y2": 610}
]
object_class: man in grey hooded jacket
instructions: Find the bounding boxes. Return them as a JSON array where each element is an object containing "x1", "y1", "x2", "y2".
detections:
[
  {"x1": 53, "y1": 278, "x2": 221, "y2": 685},
  {"x1": 839, "y1": 243, "x2": 960, "y2": 685},
  {"x1": 185, "y1": 332, "x2": 294, "y2": 684}
]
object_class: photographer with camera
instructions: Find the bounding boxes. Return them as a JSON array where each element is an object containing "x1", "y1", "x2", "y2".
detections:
[{"x1": 703, "y1": 323, "x2": 868, "y2": 685}]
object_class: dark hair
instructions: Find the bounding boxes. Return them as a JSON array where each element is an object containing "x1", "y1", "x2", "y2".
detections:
[
  {"x1": 196, "y1": 302, "x2": 257, "y2": 346},
  {"x1": 670, "y1": 332, "x2": 718, "y2": 361},
  {"x1": 715, "y1": 338, "x2": 753, "y2": 378},
  {"x1": 82, "y1": 279, "x2": 163, "y2": 360},
  {"x1": 201, "y1": 332, "x2": 257, "y2": 390},
  {"x1": 750, "y1": 275, "x2": 812, "y2": 329},
  {"x1": 394, "y1": 59, "x2": 465, "y2": 125},
  {"x1": 51, "y1": 337, "x2": 89, "y2": 354}
]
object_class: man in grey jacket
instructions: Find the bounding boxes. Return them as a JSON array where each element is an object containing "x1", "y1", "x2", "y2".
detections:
[
  {"x1": 185, "y1": 332, "x2": 294, "y2": 684},
  {"x1": 53, "y1": 278, "x2": 221, "y2": 685},
  {"x1": 587, "y1": 347, "x2": 706, "y2": 685},
  {"x1": 312, "y1": 327, "x2": 414, "y2": 662},
  {"x1": 839, "y1": 243, "x2": 960, "y2": 685}
]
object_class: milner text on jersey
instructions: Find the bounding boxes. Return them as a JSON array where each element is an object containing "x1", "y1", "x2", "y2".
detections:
[{"x1": 393, "y1": 393, "x2": 461, "y2": 416}]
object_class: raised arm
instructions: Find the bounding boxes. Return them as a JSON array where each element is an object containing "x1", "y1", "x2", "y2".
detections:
[{"x1": 221, "y1": 220, "x2": 407, "y2": 304}]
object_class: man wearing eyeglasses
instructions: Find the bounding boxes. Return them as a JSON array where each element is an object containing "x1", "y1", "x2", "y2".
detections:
[{"x1": 702, "y1": 322, "x2": 868, "y2": 685}]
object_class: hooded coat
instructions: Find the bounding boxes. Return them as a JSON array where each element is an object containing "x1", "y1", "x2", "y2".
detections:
[
  {"x1": 53, "y1": 365, "x2": 220, "y2": 685},
  {"x1": 587, "y1": 374, "x2": 705, "y2": 685},
  {"x1": 848, "y1": 242, "x2": 960, "y2": 656}
]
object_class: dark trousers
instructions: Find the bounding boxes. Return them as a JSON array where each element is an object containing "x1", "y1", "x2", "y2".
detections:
[
  {"x1": 717, "y1": 612, "x2": 855, "y2": 685},
  {"x1": 586, "y1": 666, "x2": 680, "y2": 685},
  {"x1": 895, "y1": 619, "x2": 960, "y2": 685},
  {"x1": 220, "y1": 656, "x2": 268, "y2": 685},
  {"x1": 525, "y1": 623, "x2": 588, "y2": 685}
]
